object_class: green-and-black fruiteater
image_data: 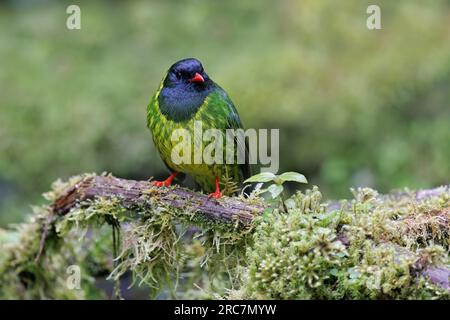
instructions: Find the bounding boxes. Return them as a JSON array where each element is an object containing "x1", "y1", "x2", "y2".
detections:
[{"x1": 147, "y1": 58, "x2": 250, "y2": 198}]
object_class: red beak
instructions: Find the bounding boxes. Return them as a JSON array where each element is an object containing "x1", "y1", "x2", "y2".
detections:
[{"x1": 189, "y1": 72, "x2": 205, "y2": 83}]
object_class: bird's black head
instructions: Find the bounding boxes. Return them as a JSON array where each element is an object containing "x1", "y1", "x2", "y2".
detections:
[
  {"x1": 164, "y1": 58, "x2": 211, "y2": 89},
  {"x1": 158, "y1": 58, "x2": 215, "y2": 122}
]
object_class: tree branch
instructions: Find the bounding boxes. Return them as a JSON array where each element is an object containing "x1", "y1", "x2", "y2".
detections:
[
  {"x1": 50, "y1": 176, "x2": 449, "y2": 292},
  {"x1": 52, "y1": 175, "x2": 264, "y2": 226}
]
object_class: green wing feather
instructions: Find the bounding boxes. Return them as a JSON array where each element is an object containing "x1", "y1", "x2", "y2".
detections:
[{"x1": 215, "y1": 87, "x2": 252, "y2": 181}]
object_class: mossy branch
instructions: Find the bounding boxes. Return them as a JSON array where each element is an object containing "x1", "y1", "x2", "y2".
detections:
[
  {"x1": 49, "y1": 177, "x2": 448, "y2": 293},
  {"x1": 52, "y1": 175, "x2": 264, "y2": 226},
  {"x1": 242, "y1": 185, "x2": 450, "y2": 298},
  {"x1": 1, "y1": 173, "x2": 448, "y2": 299}
]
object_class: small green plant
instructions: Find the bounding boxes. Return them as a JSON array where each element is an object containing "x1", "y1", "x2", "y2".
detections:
[{"x1": 244, "y1": 171, "x2": 308, "y2": 210}]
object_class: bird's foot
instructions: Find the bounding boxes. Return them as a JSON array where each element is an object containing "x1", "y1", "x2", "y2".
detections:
[
  {"x1": 208, "y1": 190, "x2": 223, "y2": 199},
  {"x1": 152, "y1": 180, "x2": 170, "y2": 187},
  {"x1": 151, "y1": 172, "x2": 177, "y2": 187},
  {"x1": 208, "y1": 176, "x2": 223, "y2": 199}
]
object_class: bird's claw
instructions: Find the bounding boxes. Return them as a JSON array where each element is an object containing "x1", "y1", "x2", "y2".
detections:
[
  {"x1": 208, "y1": 191, "x2": 223, "y2": 199},
  {"x1": 151, "y1": 172, "x2": 177, "y2": 188},
  {"x1": 152, "y1": 180, "x2": 170, "y2": 187}
]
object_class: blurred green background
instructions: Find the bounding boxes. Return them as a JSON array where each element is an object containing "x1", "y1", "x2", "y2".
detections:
[{"x1": 0, "y1": 0, "x2": 449, "y2": 226}]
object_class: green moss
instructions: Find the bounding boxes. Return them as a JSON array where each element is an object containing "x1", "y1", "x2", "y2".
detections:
[
  {"x1": 0, "y1": 176, "x2": 448, "y2": 299},
  {"x1": 240, "y1": 186, "x2": 449, "y2": 299},
  {"x1": 0, "y1": 205, "x2": 103, "y2": 299},
  {"x1": 0, "y1": 174, "x2": 254, "y2": 299}
]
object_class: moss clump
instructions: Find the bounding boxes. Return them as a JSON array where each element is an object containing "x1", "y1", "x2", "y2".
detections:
[
  {"x1": 0, "y1": 174, "x2": 254, "y2": 299},
  {"x1": 0, "y1": 205, "x2": 103, "y2": 299},
  {"x1": 240, "y1": 186, "x2": 449, "y2": 299}
]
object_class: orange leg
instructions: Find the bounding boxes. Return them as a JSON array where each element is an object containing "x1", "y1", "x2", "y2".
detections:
[
  {"x1": 208, "y1": 176, "x2": 223, "y2": 199},
  {"x1": 152, "y1": 172, "x2": 178, "y2": 187}
]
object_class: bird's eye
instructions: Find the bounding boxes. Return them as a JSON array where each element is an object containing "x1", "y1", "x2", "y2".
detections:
[{"x1": 175, "y1": 71, "x2": 181, "y2": 79}]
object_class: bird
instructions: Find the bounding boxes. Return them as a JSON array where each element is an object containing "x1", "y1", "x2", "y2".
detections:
[{"x1": 147, "y1": 58, "x2": 251, "y2": 198}]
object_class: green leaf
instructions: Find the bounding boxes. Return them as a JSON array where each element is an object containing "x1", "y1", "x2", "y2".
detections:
[
  {"x1": 267, "y1": 184, "x2": 284, "y2": 199},
  {"x1": 278, "y1": 172, "x2": 308, "y2": 184},
  {"x1": 244, "y1": 172, "x2": 277, "y2": 183}
]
